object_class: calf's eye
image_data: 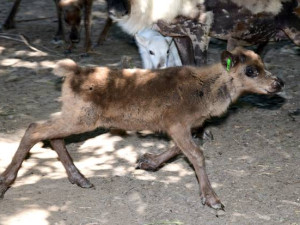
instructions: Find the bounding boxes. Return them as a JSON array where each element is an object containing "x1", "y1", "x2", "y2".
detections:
[
  {"x1": 245, "y1": 66, "x2": 258, "y2": 78},
  {"x1": 149, "y1": 50, "x2": 154, "y2": 55}
]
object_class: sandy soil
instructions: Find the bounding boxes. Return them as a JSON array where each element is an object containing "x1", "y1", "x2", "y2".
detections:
[{"x1": 0, "y1": 0, "x2": 299, "y2": 224}]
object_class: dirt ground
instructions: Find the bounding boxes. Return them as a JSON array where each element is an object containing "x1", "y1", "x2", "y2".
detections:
[{"x1": 0, "y1": 0, "x2": 299, "y2": 224}]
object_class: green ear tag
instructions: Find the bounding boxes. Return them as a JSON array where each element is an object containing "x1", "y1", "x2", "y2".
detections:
[{"x1": 226, "y1": 58, "x2": 231, "y2": 72}]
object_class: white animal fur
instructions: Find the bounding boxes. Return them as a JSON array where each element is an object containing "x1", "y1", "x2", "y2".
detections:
[
  {"x1": 135, "y1": 29, "x2": 182, "y2": 69},
  {"x1": 231, "y1": 0, "x2": 292, "y2": 15},
  {"x1": 111, "y1": 0, "x2": 204, "y2": 34}
]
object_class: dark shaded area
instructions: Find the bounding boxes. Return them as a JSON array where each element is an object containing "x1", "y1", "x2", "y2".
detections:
[{"x1": 239, "y1": 94, "x2": 286, "y2": 110}]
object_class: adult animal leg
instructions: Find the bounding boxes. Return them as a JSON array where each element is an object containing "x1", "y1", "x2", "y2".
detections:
[
  {"x1": 53, "y1": 0, "x2": 65, "y2": 42},
  {"x1": 97, "y1": 17, "x2": 113, "y2": 45},
  {"x1": 84, "y1": 0, "x2": 93, "y2": 52},
  {"x1": 3, "y1": 0, "x2": 22, "y2": 29}
]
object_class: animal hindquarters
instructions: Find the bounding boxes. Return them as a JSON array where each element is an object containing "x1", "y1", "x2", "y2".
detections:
[{"x1": 0, "y1": 112, "x2": 98, "y2": 198}]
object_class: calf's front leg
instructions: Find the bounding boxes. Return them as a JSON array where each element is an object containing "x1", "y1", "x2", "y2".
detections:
[
  {"x1": 168, "y1": 124, "x2": 224, "y2": 210},
  {"x1": 50, "y1": 139, "x2": 93, "y2": 188}
]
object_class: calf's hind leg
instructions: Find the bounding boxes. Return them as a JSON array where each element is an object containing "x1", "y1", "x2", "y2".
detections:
[
  {"x1": 0, "y1": 116, "x2": 97, "y2": 198},
  {"x1": 136, "y1": 146, "x2": 182, "y2": 171}
]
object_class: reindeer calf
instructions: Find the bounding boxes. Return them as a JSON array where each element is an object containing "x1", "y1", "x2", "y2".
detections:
[
  {"x1": 3, "y1": 0, "x2": 93, "y2": 53},
  {"x1": 59, "y1": 0, "x2": 93, "y2": 53},
  {"x1": 0, "y1": 47, "x2": 284, "y2": 210}
]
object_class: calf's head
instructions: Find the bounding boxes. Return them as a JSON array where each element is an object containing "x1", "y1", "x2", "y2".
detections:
[
  {"x1": 221, "y1": 47, "x2": 284, "y2": 95},
  {"x1": 135, "y1": 33, "x2": 173, "y2": 69},
  {"x1": 59, "y1": 0, "x2": 83, "y2": 43}
]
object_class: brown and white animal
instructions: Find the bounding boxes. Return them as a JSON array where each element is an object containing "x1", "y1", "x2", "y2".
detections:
[
  {"x1": 2, "y1": 0, "x2": 93, "y2": 53},
  {"x1": 0, "y1": 47, "x2": 284, "y2": 210}
]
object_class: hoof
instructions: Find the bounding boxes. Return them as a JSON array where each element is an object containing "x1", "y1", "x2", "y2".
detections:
[
  {"x1": 96, "y1": 37, "x2": 106, "y2": 46},
  {"x1": 0, "y1": 178, "x2": 9, "y2": 199},
  {"x1": 80, "y1": 53, "x2": 90, "y2": 58},
  {"x1": 3, "y1": 22, "x2": 15, "y2": 30},
  {"x1": 202, "y1": 129, "x2": 214, "y2": 141},
  {"x1": 68, "y1": 175, "x2": 94, "y2": 188},
  {"x1": 136, "y1": 153, "x2": 160, "y2": 171},
  {"x1": 212, "y1": 203, "x2": 225, "y2": 211},
  {"x1": 51, "y1": 38, "x2": 64, "y2": 45},
  {"x1": 92, "y1": 44, "x2": 99, "y2": 49},
  {"x1": 78, "y1": 179, "x2": 94, "y2": 189},
  {"x1": 201, "y1": 193, "x2": 224, "y2": 211},
  {"x1": 192, "y1": 128, "x2": 214, "y2": 141}
]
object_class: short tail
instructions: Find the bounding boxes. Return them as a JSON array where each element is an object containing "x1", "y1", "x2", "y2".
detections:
[{"x1": 53, "y1": 59, "x2": 79, "y2": 77}]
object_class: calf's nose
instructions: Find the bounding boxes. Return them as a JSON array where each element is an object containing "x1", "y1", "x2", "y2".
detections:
[
  {"x1": 108, "y1": 9, "x2": 117, "y2": 17},
  {"x1": 157, "y1": 59, "x2": 166, "y2": 69},
  {"x1": 70, "y1": 29, "x2": 80, "y2": 43},
  {"x1": 271, "y1": 77, "x2": 284, "y2": 92}
]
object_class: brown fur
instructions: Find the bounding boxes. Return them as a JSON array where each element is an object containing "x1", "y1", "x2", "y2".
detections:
[{"x1": 0, "y1": 48, "x2": 284, "y2": 210}]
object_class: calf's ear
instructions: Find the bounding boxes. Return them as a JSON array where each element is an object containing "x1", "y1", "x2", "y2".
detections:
[
  {"x1": 135, "y1": 35, "x2": 149, "y2": 48},
  {"x1": 221, "y1": 50, "x2": 239, "y2": 71}
]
